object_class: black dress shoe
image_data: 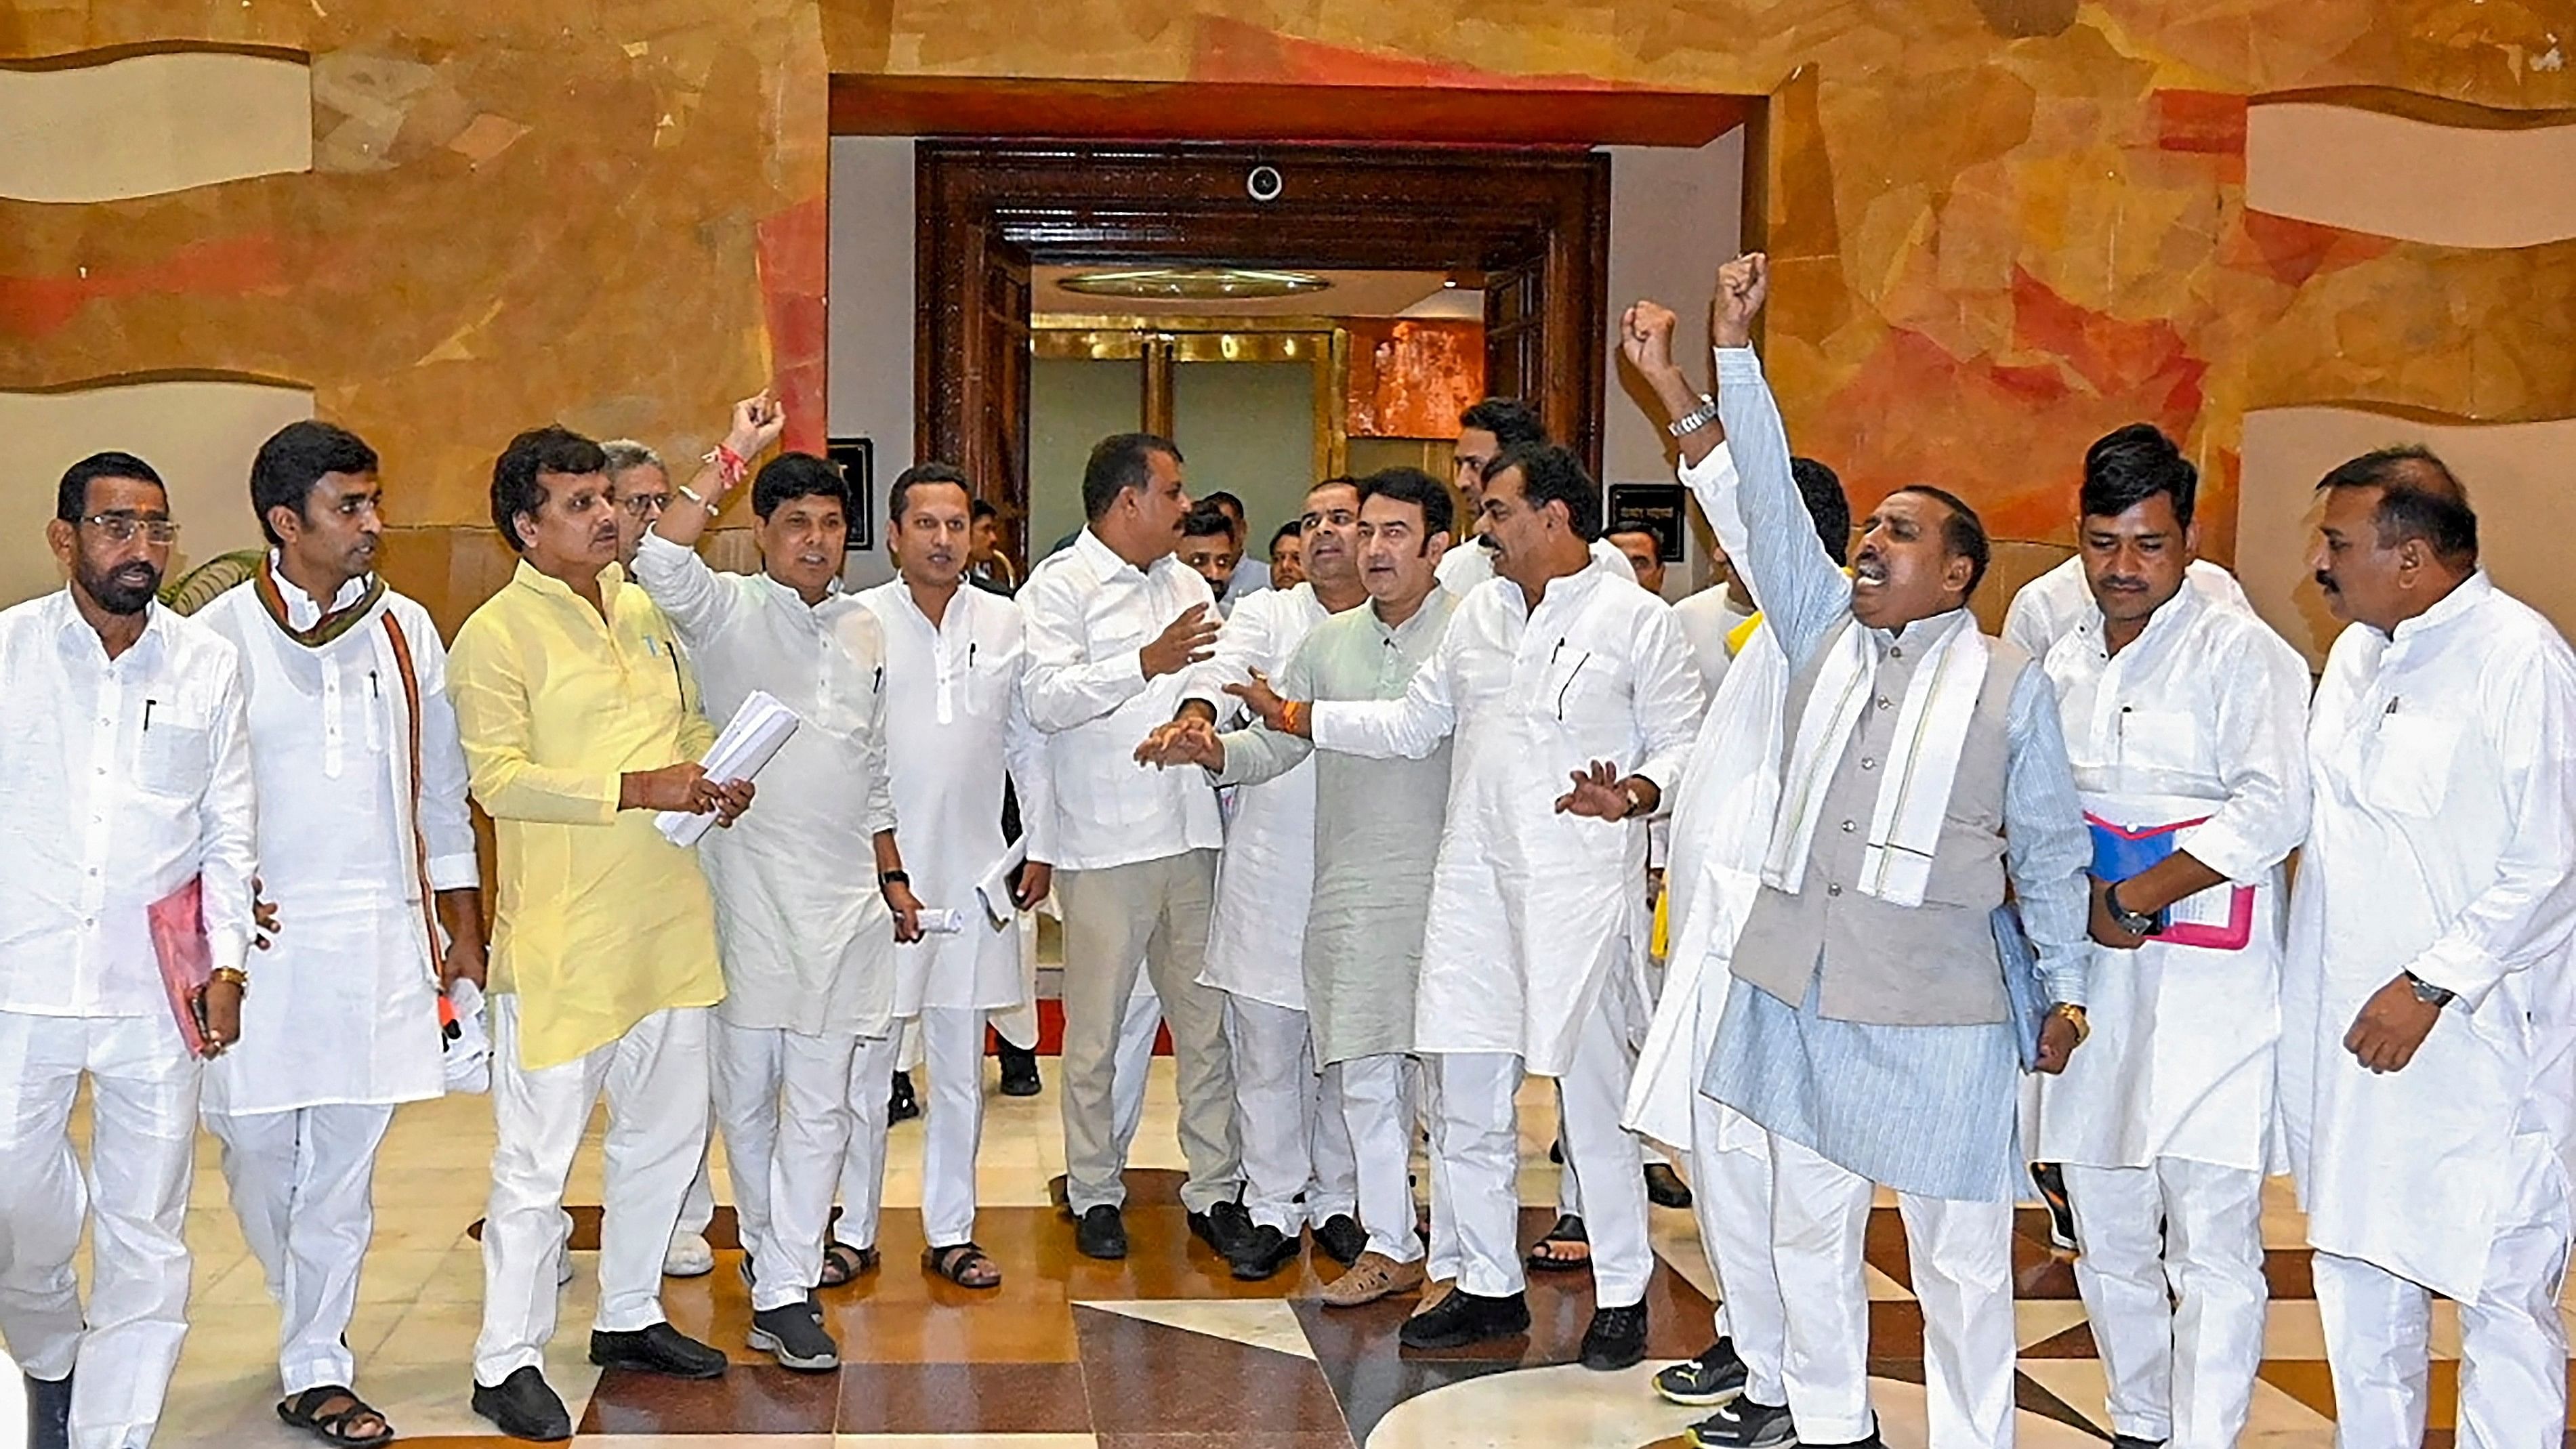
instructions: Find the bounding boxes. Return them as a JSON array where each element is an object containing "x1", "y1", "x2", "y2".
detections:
[
  {"x1": 471, "y1": 1365, "x2": 572, "y2": 1442},
  {"x1": 1312, "y1": 1213, "x2": 1367, "y2": 1267},
  {"x1": 888, "y1": 1069, "x2": 921, "y2": 1123},
  {"x1": 1189, "y1": 1198, "x2": 1254, "y2": 1258},
  {"x1": 588, "y1": 1321, "x2": 726, "y2": 1379},
  {"x1": 1580, "y1": 1301, "x2": 1650, "y2": 1370},
  {"x1": 25, "y1": 1372, "x2": 72, "y2": 1449},
  {"x1": 997, "y1": 1040, "x2": 1042, "y2": 1096},
  {"x1": 1227, "y1": 1223, "x2": 1303, "y2": 1280},
  {"x1": 1075, "y1": 1203, "x2": 1128, "y2": 1259},
  {"x1": 1398, "y1": 1286, "x2": 1531, "y2": 1349},
  {"x1": 1644, "y1": 1161, "x2": 1695, "y2": 1209}
]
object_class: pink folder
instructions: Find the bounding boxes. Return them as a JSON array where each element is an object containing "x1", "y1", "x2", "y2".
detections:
[{"x1": 147, "y1": 876, "x2": 213, "y2": 1055}]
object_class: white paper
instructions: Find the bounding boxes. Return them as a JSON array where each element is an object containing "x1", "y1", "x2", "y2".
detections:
[
  {"x1": 915, "y1": 907, "x2": 967, "y2": 936},
  {"x1": 972, "y1": 837, "x2": 1031, "y2": 928},
  {"x1": 656, "y1": 690, "x2": 802, "y2": 848}
]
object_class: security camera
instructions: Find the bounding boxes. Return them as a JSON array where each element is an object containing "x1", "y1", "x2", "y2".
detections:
[{"x1": 1245, "y1": 165, "x2": 1284, "y2": 203}]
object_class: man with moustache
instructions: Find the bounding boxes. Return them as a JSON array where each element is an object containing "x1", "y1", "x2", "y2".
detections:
[
  {"x1": 1232, "y1": 444, "x2": 1702, "y2": 1368},
  {"x1": 637, "y1": 400, "x2": 927, "y2": 1368},
  {"x1": 2285, "y1": 447, "x2": 2576, "y2": 1446},
  {"x1": 1690, "y1": 254, "x2": 2092, "y2": 1449},
  {"x1": 1138, "y1": 478, "x2": 1371, "y2": 1280},
  {"x1": 451, "y1": 425, "x2": 751, "y2": 1439},
  {"x1": 2022, "y1": 425, "x2": 2311, "y2": 1449},
  {"x1": 0, "y1": 453, "x2": 257, "y2": 1449},
  {"x1": 851, "y1": 462, "x2": 1055, "y2": 1291},
  {"x1": 1434, "y1": 398, "x2": 1632, "y2": 597},
  {"x1": 197, "y1": 422, "x2": 486, "y2": 1448},
  {"x1": 1020, "y1": 433, "x2": 1246, "y2": 1262},
  {"x1": 1144, "y1": 467, "x2": 1459, "y2": 1305}
]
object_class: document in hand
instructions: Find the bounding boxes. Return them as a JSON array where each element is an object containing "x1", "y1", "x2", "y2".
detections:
[
  {"x1": 972, "y1": 838, "x2": 1030, "y2": 929},
  {"x1": 148, "y1": 875, "x2": 213, "y2": 1056},
  {"x1": 656, "y1": 690, "x2": 802, "y2": 849},
  {"x1": 2083, "y1": 812, "x2": 2255, "y2": 950}
]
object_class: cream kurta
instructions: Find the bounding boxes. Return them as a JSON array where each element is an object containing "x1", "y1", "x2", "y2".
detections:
[
  {"x1": 2284, "y1": 571, "x2": 2576, "y2": 1300},
  {"x1": 2031, "y1": 581, "x2": 2312, "y2": 1173},
  {"x1": 1197, "y1": 583, "x2": 1332, "y2": 1010},
  {"x1": 857, "y1": 579, "x2": 1054, "y2": 1016},
  {"x1": 1312, "y1": 566, "x2": 1701, "y2": 1075},
  {"x1": 198, "y1": 577, "x2": 476, "y2": 1114},
  {"x1": 632, "y1": 535, "x2": 899, "y2": 1036},
  {"x1": 449, "y1": 561, "x2": 724, "y2": 1070}
]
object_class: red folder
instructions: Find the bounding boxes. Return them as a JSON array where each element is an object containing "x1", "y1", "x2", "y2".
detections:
[{"x1": 147, "y1": 876, "x2": 213, "y2": 1055}]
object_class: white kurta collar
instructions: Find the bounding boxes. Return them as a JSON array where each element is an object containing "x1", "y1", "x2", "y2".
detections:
[
  {"x1": 266, "y1": 549, "x2": 375, "y2": 630},
  {"x1": 2386, "y1": 568, "x2": 2493, "y2": 648}
]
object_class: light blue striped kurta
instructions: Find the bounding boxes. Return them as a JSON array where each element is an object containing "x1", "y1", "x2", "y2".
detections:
[{"x1": 1696, "y1": 343, "x2": 2090, "y2": 1202}]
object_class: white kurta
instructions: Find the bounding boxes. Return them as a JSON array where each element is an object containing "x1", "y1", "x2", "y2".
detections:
[
  {"x1": 631, "y1": 535, "x2": 899, "y2": 1036},
  {"x1": 198, "y1": 579, "x2": 477, "y2": 1114},
  {"x1": 1434, "y1": 533, "x2": 1633, "y2": 597},
  {"x1": 1197, "y1": 583, "x2": 1331, "y2": 1010},
  {"x1": 2001, "y1": 555, "x2": 2247, "y2": 660},
  {"x1": 1314, "y1": 566, "x2": 1702, "y2": 1075},
  {"x1": 2283, "y1": 571, "x2": 2576, "y2": 1301},
  {"x1": 856, "y1": 580, "x2": 1054, "y2": 1016},
  {"x1": 2031, "y1": 581, "x2": 2312, "y2": 1172}
]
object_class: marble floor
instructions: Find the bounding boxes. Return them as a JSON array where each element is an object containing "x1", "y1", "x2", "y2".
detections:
[{"x1": 34, "y1": 1057, "x2": 2576, "y2": 1447}]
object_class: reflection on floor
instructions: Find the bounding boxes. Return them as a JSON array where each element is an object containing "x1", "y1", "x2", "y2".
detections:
[{"x1": 114, "y1": 1061, "x2": 2576, "y2": 1447}]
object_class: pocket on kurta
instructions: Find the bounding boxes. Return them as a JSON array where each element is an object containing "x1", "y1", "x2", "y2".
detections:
[
  {"x1": 2361, "y1": 715, "x2": 2459, "y2": 818},
  {"x1": 136, "y1": 721, "x2": 212, "y2": 797}
]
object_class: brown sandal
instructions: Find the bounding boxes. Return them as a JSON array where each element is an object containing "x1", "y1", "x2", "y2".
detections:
[
  {"x1": 819, "y1": 1240, "x2": 879, "y2": 1287},
  {"x1": 1525, "y1": 1213, "x2": 1592, "y2": 1271},
  {"x1": 924, "y1": 1240, "x2": 1002, "y2": 1289},
  {"x1": 277, "y1": 1385, "x2": 394, "y2": 1448}
]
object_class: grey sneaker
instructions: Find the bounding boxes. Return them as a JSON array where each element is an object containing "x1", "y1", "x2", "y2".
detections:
[
  {"x1": 1654, "y1": 1337, "x2": 1749, "y2": 1406},
  {"x1": 748, "y1": 1297, "x2": 839, "y2": 1372}
]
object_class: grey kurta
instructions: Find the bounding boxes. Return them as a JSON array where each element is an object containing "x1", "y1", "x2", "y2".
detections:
[{"x1": 1215, "y1": 590, "x2": 1458, "y2": 1064}]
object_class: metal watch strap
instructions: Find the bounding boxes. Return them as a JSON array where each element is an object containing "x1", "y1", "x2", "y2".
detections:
[
  {"x1": 2406, "y1": 971, "x2": 2455, "y2": 1007},
  {"x1": 1667, "y1": 394, "x2": 1721, "y2": 439}
]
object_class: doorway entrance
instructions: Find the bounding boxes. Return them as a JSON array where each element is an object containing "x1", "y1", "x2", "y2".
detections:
[{"x1": 913, "y1": 142, "x2": 1610, "y2": 569}]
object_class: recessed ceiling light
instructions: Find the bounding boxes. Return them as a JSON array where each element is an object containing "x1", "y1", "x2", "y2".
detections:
[{"x1": 1058, "y1": 268, "x2": 1332, "y2": 301}]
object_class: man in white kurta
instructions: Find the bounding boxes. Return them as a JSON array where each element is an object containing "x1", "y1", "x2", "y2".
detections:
[
  {"x1": 2001, "y1": 554, "x2": 2245, "y2": 662},
  {"x1": 2020, "y1": 425, "x2": 2312, "y2": 1449},
  {"x1": 634, "y1": 438, "x2": 919, "y2": 1371},
  {"x1": 1144, "y1": 479, "x2": 1369, "y2": 1281},
  {"x1": 1262, "y1": 443, "x2": 1701, "y2": 1368},
  {"x1": 854, "y1": 462, "x2": 1055, "y2": 1289},
  {"x1": 2283, "y1": 448, "x2": 2576, "y2": 1448},
  {"x1": 197, "y1": 423, "x2": 484, "y2": 1442},
  {"x1": 0, "y1": 453, "x2": 257, "y2": 1449}
]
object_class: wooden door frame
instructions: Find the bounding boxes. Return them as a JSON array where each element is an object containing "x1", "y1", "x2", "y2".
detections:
[{"x1": 916, "y1": 142, "x2": 1611, "y2": 560}]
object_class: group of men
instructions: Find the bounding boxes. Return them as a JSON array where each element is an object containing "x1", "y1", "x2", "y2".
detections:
[{"x1": 1, "y1": 243, "x2": 2569, "y2": 1449}]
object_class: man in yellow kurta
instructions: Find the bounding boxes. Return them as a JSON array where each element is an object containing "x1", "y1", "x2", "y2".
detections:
[{"x1": 449, "y1": 424, "x2": 751, "y2": 1442}]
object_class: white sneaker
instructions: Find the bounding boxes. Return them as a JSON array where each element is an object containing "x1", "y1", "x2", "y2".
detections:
[{"x1": 663, "y1": 1230, "x2": 715, "y2": 1278}]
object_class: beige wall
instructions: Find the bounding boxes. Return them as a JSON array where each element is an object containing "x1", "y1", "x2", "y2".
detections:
[
  {"x1": 0, "y1": 380, "x2": 312, "y2": 608},
  {"x1": 827, "y1": 135, "x2": 916, "y2": 589},
  {"x1": 2247, "y1": 104, "x2": 2576, "y2": 252},
  {"x1": 2239, "y1": 407, "x2": 2576, "y2": 665},
  {"x1": 0, "y1": 51, "x2": 308, "y2": 203}
]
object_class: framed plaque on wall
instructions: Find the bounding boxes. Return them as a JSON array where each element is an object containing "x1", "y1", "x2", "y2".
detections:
[
  {"x1": 828, "y1": 436, "x2": 876, "y2": 550},
  {"x1": 1605, "y1": 482, "x2": 1686, "y2": 562}
]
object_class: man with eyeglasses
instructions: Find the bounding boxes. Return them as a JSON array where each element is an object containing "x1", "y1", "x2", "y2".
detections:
[
  {"x1": 604, "y1": 440, "x2": 674, "y2": 570},
  {"x1": 1230, "y1": 444, "x2": 1702, "y2": 1370},
  {"x1": 0, "y1": 452, "x2": 258, "y2": 1449}
]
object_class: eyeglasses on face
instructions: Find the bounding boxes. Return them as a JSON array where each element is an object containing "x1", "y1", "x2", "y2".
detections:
[
  {"x1": 79, "y1": 513, "x2": 180, "y2": 545},
  {"x1": 618, "y1": 494, "x2": 672, "y2": 520}
]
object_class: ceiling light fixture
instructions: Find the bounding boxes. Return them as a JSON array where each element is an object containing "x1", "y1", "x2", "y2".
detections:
[{"x1": 1058, "y1": 268, "x2": 1332, "y2": 301}]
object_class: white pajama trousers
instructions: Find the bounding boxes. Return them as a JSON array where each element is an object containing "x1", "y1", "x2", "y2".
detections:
[
  {"x1": 2312, "y1": 1144, "x2": 2571, "y2": 1449},
  {"x1": 1430, "y1": 1005, "x2": 1652, "y2": 1307},
  {"x1": 818, "y1": 1032, "x2": 901, "y2": 1261},
  {"x1": 1329, "y1": 1053, "x2": 1422, "y2": 1262},
  {"x1": 1690, "y1": 1094, "x2": 1789, "y2": 1406},
  {"x1": 1771, "y1": 1132, "x2": 2016, "y2": 1447},
  {"x1": 915, "y1": 1006, "x2": 989, "y2": 1248},
  {"x1": 0, "y1": 1011, "x2": 198, "y2": 1449},
  {"x1": 2063, "y1": 1158, "x2": 2266, "y2": 1448},
  {"x1": 473, "y1": 1000, "x2": 709, "y2": 1385},
  {"x1": 715, "y1": 1020, "x2": 870, "y2": 1311},
  {"x1": 1226, "y1": 995, "x2": 1356, "y2": 1234},
  {"x1": 205, "y1": 1101, "x2": 397, "y2": 1395}
]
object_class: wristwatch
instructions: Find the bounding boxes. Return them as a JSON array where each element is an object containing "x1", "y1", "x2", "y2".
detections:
[
  {"x1": 2405, "y1": 971, "x2": 2455, "y2": 1008},
  {"x1": 2103, "y1": 880, "x2": 2161, "y2": 937},
  {"x1": 1666, "y1": 394, "x2": 1722, "y2": 439},
  {"x1": 877, "y1": 870, "x2": 910, "y2": 889}
]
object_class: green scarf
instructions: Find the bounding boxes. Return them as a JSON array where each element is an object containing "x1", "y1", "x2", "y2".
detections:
[{"x1": 253, "y1": 557, "x2": 386, "y2": 648}]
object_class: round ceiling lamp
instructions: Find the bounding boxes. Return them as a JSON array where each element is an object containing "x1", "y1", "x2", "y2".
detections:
[{"x1": 1058, "y1": 268, "x2": 1332, "y2": 301}]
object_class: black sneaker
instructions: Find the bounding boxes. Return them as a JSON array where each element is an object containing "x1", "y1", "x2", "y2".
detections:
[
  {"x1": 1189, "y1": 1198, "x2": 1255, "y2": 1258},
  {"x1": 1398, "y1": 1287, "x2": 1531, "y2": 1349},
  {"x1": 1075, "y1": 1204, "x2": 1127, "y2": 1259},
  {"x1": 1312, "y1": 1213, "x2": 1367, "y2": 1267},
  {"x1": 1686, "y1": 1395, "x2": 1795, "y2": 1448},
  {"x1": 1653, "y1": 1337, "x2": 1749, "y2": 1406},
  {"x1": 1228, "y1": 1223, "x2": 1303, "y2": 1280},
  {"x1": 587, "y1": 1321, "x2": 726, "y2": 1379},
  {"x1": 1579, "y1": 1302, "x2": 1650, "y2": 1370},
  {"x1": 888, "y1": 1069, "x2": 921, "y2": 1123},
  {"x1": 997, "y1": 1040, "x2": 1042, "y2": 1096},
  {"x1": 2031, "y1": 1161, "x2": 2077, "y2": 1251},
  {"x1": 25, "y1": 1372, "x2": 72, "y2": 1449},
  {"x1": 748, "y1": 1297, "x2": 840, "y2": 1372},
  {"x1": 1644, "y1": 1161, "x2": 1695, "y2": 1209},
  {"x1": 471, "y1": 1365, "x2": 572, "y2": 1442}
]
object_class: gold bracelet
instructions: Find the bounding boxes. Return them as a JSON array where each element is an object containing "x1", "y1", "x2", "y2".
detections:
[
  {"x1": 211, "y1": 967, "x2": 249, "y2": 990},
  {"x1": 2048, "y1": 1001, "x2": 2090, "y2": 1045}
]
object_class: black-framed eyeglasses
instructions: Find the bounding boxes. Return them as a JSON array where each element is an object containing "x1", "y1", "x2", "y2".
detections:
[
  {"x1": 619, "y1": 494, "x2": 672, "y2": 520},
  {"x1": 79, "y1": 513, "x2": 180, "y2": 545}
]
